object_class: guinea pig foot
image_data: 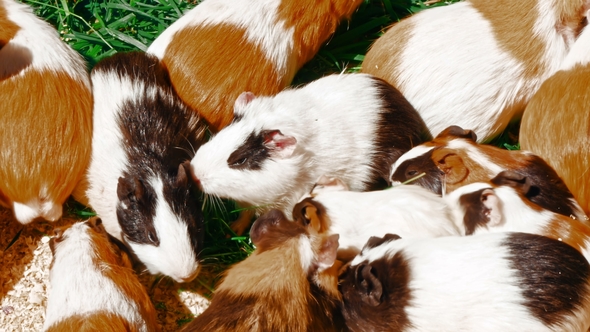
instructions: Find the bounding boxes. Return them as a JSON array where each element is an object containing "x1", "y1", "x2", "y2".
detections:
[{"x1": 229, "y1": 209, "x2": 256, "y2": 236}]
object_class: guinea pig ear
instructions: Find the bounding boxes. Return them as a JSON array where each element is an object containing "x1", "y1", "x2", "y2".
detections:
[
  {"x1": 490, "y1": 171, "x2": 532, "y2": 196},
  {"x1": 176, "y1": 161, "x2": 190, "y2": 187},
  {"x1": 432, "y1": 150, "x2": 468, "y2": 185},
  {"x1": 262, "y1": 130, "x2": 297, "y2": 159},
  {"x1": 354, "y1": 263, "x2": 383, "y2": 307},
  {"x1": 87, "y1": 216, "x2": 106, "y2": 234},
  {"x1": 480, "y1": 188, "x2": 502, "y2": 227},
  {"x1": 363, "y1": 233, "x2": 402, "y2": 252},
  {"x1": 317, "y1": 234, "x2": 339, "y2": 272},
  {"x1": 117, "y1": 176, "x2": 145, "y2": 204},
  {"x1": 437, "y1": 125, "x2": 477, "y2": 142},
  {"x1": 234, "y1": 91, "x2": 256, "y2": 113}
]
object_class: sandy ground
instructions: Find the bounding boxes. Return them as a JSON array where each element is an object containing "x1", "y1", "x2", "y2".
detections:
[{"x1": 0, "y1": 201, "x2": 217, "y2": 331}]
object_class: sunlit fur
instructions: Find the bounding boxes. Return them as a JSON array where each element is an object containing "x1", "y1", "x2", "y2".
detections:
[
  {"x1": 44, "y1": 220, "x2": 158, "y2": 332},
  {"x1": 0, "y1": 0, "x2": 92, "y2": 223},
  {"x1": 520, "y1": 25, "x2": 590, "y2": 216},
  {"x1": 147, "y1": 0, "x2": 362, "y2": 131},
  {"x1": 362, "y1": 0, "x2": 589, "y2": 141}
]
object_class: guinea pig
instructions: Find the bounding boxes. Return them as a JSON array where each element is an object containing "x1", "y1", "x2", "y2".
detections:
[
  {"x1": 0, "y1": 0, "x2": 92, "y2": 224},
  {"x1": 180, "y1": 209, "x2": 345, "y2": 332},
  {"x1": 390, "y1": 125, "x2": 588, "y2": 223},
  {"x1": 44, "y1": 217, "x2": 159, "y2": 332},
  {"x1": 77, "y1": 51, "x2": 206, "y2": 283},
  {"x1": 444, "y1": 171, "x2": 590, "y2": 260},
  {"x1": 292, "y1": 175, "x2": 460, "y2": 262},
  {"x1": 147, "y1": 0, "x2": 363, "y2": 132},
  {"x1": 340, "y1": 232, "x2": 590, "y2": 332},
  {"x1": 361, "y1": 0, "x2": 590, "y2": 142},
  {"x1": 520, "y1": 24, "x2": 590, "y2": 217},
  {"x1": 191, "y1": 73, "x2": 431, "y2": 233}
]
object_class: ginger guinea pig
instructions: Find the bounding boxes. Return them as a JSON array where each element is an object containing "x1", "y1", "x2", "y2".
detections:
[
  {"x1": 181, "y1": 209, "x2": 345, "y2": 332},
  {"x1": 390, "y1": 125, "x2": 588, "y2": 223},
  {"x1": 77, "y1": 52, "x2": 206, "y2": 283},
  {"x1": 0, "y1": 0, "x2": 92, "y2": 224},
  {"x1": 445, "y1": 171, "x2": 590, "y2": 261},
  {"x1": 44, "y1": 218, "x2": 159, "y2": 332},
  {"x1": 147, "y1": 0, "x2": 363, "y2": 132},
  {"x1": 340, "y1": 232, "x2": 590, "y2": 332},
  {"x1": 362, "y1": 0, "x2": 590, "y2": 142},
  {"x1": 520, "y1": 24, "x2": 590, "y2": 217},
  {"x1": 190, "y1": 73, "x2": 431, "y2": 231},
  {"x1": 293, "y1": 175, "x2": 459, "y2": 262}
]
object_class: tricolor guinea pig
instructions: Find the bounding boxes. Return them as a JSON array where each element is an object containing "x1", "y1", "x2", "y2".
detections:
[
  {"x1": 520, "y1": 24, "x2": 590, "y2": 217},
  {"x1": 390, "y1": 125, "x2": 588, "y2": 223},
  {"x1": 44, "y1": 218, "x2": 159, "y2": 332},
  {"x1": 444, "y1": 171, "x2": 590, "y2": 260},
  {"x1": 181, "y1": 209, "x2": 345, "y2": 332},
  {"x1": 147, "y1": 0, "x2": 363, "y2": 132},
  {"x1": 77, "y1": 51, "x2": 206, "y2": 283},
  {"x1": 0, "y1": 0, "x2": 92, "y2": 224},
  {"x1": 191, "y1": 73, "x2": 431, "y2": 232},
  {"x1": 340, "y1": 232, "x2": 590, "y2": 332},
  {"x1": 293, "y1": 175, "x2": 459, "y2": 261},
  {"x1": 361, "y1": 0, "x2": 590, "y2": 142}
]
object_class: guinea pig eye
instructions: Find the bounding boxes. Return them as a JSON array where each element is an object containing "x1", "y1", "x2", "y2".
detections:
[
  {"x1": 406, "y1": 169, "x2": 418, "y2": 178},
  {"x1": 231, "y1": 157, "x2": 248, "y2": 167}
]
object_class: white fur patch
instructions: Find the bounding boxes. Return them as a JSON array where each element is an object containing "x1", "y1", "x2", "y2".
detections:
[
  {"x1": 446, "y1": 139, "x2": 504, "y2": 175},
  {"x1": 561, "y1": 25, "x2": 590, "y2": 70},
  {"x1": 297, "y1": 235, "x2": 315, "y2": 273}
]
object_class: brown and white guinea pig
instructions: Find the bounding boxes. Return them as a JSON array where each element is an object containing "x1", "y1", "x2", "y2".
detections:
[
  {"x1": 520, "y1": 24, "x2": 590, "y2": 217},
  {"x1": 44, "y1": 218, "x2": 159, "y2": 332},
  {"x1": 180, "y1": 209, "x2": 345, "y2": 332},
  {"x1": 361, "y1": 0, "x2": 590, "y2": 142},
  {"x1": 0, "y1": 0, "x2": 92, "y2": 224},
  {"x1": 76, "y1": 51, "x2": 206, "y2": 283},
  {"x1": 147, "y1": 0, "x2": 363, "y2": 132},
  {"x1": 444, "y1": 171, "x2": 590, "y2": 261},
  {"x1": 190, "y1": 73, "x2": 431, "y2": 231},
  {"x1": 292, "y1": 175, "x2": 459, "y2": 262},
  {"x1": 339, "y1": 232, "x2": 590, "y2": 332},
  {"x1": 390, "y1": 125, "x2": 589, "y2": 223}
]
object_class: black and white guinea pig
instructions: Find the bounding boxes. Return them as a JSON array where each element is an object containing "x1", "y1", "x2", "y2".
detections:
[
  {"x1": 444, "y1": 171, "x2": 590, "y2": 261},
  {"x1": 1, "y1": 0, "x2": 92, "y2": 224},
  {"x1": 340, "y1": 232, "x2": 590, "y2": 332},
  {"x1": 362, "y1": 0, "x2": 590, "y2": 142},
  {"x1": 76, "y1": 51, "x2": 206, "y2": 283},
  {"x1": 191, "y1": 73, "x2": 431, "y2": 224},
  {"x1": 293, "y1": 175, "x2": 459, "y2": 261},
  {"x1": 44, "y1": 218, "x2": 159, "y2": 332},
  {"x1": 389, "y1": 125, "x2": 588, "y2": 223}
]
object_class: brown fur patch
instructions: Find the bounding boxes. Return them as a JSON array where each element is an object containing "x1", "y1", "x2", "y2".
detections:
[
  {"x1": 44, "y1": 311, "x2": 142, "y2": 332},
  {"x1": 163, "y1": 24, "x2": 283, "y2": 132},
  {"x1": 544, "y1": 213, "x2": 590, "y2": 256},
  {"x1": 521, "y1": 64, "x2": 590, "y2": 216},
  {"x1": 0, "y1": 3, "x2": 20, "y2": 50},
  {"x1": 0, "y1": 69, "x2": 92, "y2": 210},
  {"x1": 292, "y1": 198, "x2": 332, "y2": 234}
]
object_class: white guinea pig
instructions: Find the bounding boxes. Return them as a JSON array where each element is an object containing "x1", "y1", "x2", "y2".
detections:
[
  {"x1": 292, "y1": 176, "x2": 460, "y2": 261},
  {"x1": 0, "y1": 0, "x2": 92, "y2": 224},
  {"x1": 44, "y1": 218, "x2": 159, "y2": 332},
  {"x1": 78, "y1": 51, "x2": 206, "y2": 283},
  {"x1": 362, "y1": 0, "x2": 590, "y2": 142},
  {"x1": 340, "y1": 232, "x2": 590, "y2": 332},
  {"x1": 147, "y1": 0, "x2": 363, "y2": 132},
  {"x1": 190, "y1": 73, "x2": 431, "y2": 231}
]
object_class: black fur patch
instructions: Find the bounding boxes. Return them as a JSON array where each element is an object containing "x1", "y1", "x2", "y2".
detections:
[
  {"x1": 93, "y1": 51, "x2": 205, "y2": 257},
  {"x1": 459, "y1": 188, "x2": 492, "y2": 235},
  {"x1": 363, "y1": 234, "x2": 402, "y2": 252},
  {"x1": 367, "y1": 77, "x2": 432, "y2": 190},
  {"x1": 227, "y1": 130, "x2": 271, "y2": 170},
  {"x1": 339, "y1": 251, "x2": 412, "y2": 332},
  {"x1": 504, "y1": 232, "x2": 590, "y2": 326},
  {"x1": 390, "y1": 148, "x2": 445, "y2": 194}
]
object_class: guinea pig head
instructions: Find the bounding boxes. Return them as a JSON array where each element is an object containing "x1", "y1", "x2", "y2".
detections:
[
  {"x1": 190, "y1": 92, "x2": 299, "y2": 206},
  {"x1": 116, "y1": 161, "x2": 203, "y2": 283}
]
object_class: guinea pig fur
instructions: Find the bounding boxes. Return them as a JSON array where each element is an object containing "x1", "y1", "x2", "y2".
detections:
[
  {"x1": 180, "y1": 209, "x2": 345, "y2": 332},
  {"x1": 191, "y1": 73, "x2": 431, "y2": 222},
  {"x1": 0, "y1": 0, "x2": 92, "y2": 224},
  {"x1": 147, "y1": 0, "x2": 363, "y2": 132},
  {"x1": 79, "y1": 51, "x2": 206, "y2": 283},
  {"x1": 390, "y1": 125, "x2": 588, "y2": 223},
  {"x1": 444, "y1": 171, "x2": 590, "y2": 261},
  {"x1": 339, "y1": 232, "x2": 590, "y2": 332},
  {"x1": 293, "y1": 175, "x2": 460, "y2": 262},
  {"x1": 361, "y1": 0, "x2": 590, "y2": 142},
  {"x1": 44, "y1": 218, "x2": 159, "y2": 332},
  {"x1": 520, "y1": 24, "x2": 590, "y2": 217}
]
